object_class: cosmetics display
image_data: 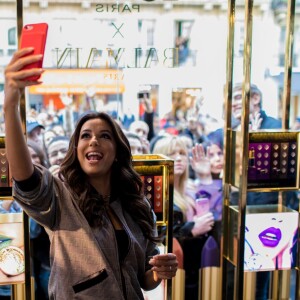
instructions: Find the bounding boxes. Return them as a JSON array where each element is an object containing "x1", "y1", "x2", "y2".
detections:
[
  {"x1": 231, "y1": 130, "x2": 300, "y2": 190},
  {"x1": 133, "y1": 154, "x2": 174, "y2": 299},
  {"x1": 0, "y1": 213, "x2": 25, "y2": 284},
  {"x1": 133, "y1": 154, "x2": 174, "y2": 225},
  {"x1": 0, "y1": 135, "x2": 29, "y2": 294},
  {"x1": 140, "y1": 175, "x2": 163, "y2": 215},
  {"x1": 227, "y1": 204, "x2": 298, "y2": 272}
]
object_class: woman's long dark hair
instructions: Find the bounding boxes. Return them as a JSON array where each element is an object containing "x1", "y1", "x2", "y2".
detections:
[{"x1": 59, "y1": 112, "x2": 158, "y2": 242}]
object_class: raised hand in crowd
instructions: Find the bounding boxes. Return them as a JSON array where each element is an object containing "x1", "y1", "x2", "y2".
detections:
[{"x1": 189, "y1": 143, "x2": 213, "y2": 184}]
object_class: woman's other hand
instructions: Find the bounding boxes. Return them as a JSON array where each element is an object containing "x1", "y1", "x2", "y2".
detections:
[
  {"x1": 191, "y1": 212, "x2": 214, "y2": 236},
  {"x1": 149, "y1": 253, "x2": 178, "y2": 281}
]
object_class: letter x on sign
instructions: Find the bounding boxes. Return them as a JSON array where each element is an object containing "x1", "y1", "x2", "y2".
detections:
[{"x1": 112, "y1": 23, "x2": 124, "y2": 38}]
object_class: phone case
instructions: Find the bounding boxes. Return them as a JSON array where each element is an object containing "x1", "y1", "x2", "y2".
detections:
[
  {"x1": 20, "y1": 23, "x2": 48, "y2": 80},
  {"x1": 195, "y1": 198, "x2": 210, "y2": 216}
]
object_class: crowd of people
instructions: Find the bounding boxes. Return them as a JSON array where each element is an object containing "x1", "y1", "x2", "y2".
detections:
[{"x1": 1, "y1": 48, "x2": 299, "y2": 300}]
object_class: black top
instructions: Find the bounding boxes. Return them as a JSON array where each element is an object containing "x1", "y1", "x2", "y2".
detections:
[{"x1": 115, "y1": 229, "x2": 129, "y2": 262}]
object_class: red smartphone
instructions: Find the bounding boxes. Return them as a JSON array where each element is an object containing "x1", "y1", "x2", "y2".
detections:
[{"x1": 20, "y1": 23, "x2": 48, "y2": 80}]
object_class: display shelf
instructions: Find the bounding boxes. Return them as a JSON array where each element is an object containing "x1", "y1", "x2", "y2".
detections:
[
  {"x1": 132, "y1": 154, "x2": 174, "y2": 226},
  {"x1": 231, "y1": 130, "x2": 300, "y2": 191},
  {"x1": 132, "y1": 154, "x2": 174, "y2": 300},
  {"x1": 0, "y1": 135, "x2": 12, "y2": 198}
]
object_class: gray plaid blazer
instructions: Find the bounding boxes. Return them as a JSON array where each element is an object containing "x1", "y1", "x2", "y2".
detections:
[{"x1": 13, "y1": 165, "x2": 159, "y2": 300}]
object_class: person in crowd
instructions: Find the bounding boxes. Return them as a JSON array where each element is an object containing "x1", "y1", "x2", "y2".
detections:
[
  {"x1": 138, "y1": 92, "x2": 156, "y2": 142},
  {"x1": 152, "y1": 135, "x2": 214, "y2": 300},
  {"x1": 27, "y1": 139, "x2": 49, "y2": 168},
  {"x1": 128, "y1": 120, "x2": 151, "y2": 153},
  {"x1": 48, "y1": 122, "x2": 67, "y2": 137},
  {"x1": 201, "y1": 130, "x2": 224, "y2": 181},
  {"x1": 189, "y1": 141, "x2": 223, "y2": 213},
  {"x1": 129, "y1": 119, "x2": 149, "y2": 140},
  {"x1": 181, "y1": 110, "x2": 208, "y2": 145},
  {"x1": 124, "y1": 132, "x2": 144, "y2": 155},
  {"x1": 42, "y1": 129, "x2": 57, "y2": 151},
  {"x1": 0, "y1": 140, "x2": 50, "y2": 300},
  {"x1": 46, "y1": 135, "x2": 70, "y2": 175},
  {"x1": 26, "y1": 117, "x2": 45, "y2": 148},
  {"x1": 231, "y1": 83, "x2": 281, "y2": 130},
  {"x1": 4, "y1": 48, "x2": 178, "y2": 299},
  {"x1": 188, "y1": 138, "x2": 224, "y2": 253}
]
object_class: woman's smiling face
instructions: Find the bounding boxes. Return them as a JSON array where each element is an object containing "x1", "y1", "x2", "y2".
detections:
[{"x1": 77, "y1": 118, "x2": 117, "y2": 183}]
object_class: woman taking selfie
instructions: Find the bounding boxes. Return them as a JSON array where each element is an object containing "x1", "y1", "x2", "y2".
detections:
[{"x1": 4, "y1": 48, "x2": 178, "y2": 299}]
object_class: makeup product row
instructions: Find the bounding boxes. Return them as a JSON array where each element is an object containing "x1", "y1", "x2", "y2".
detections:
[
  {"x1": 248, "y1": 141, "x2": 297, "y2": 188},
  {"x1": 140, "y1": 175, "x2": 163, "y2": 220}
]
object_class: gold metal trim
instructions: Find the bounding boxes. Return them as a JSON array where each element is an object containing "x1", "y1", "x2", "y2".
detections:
[
  {"x1": 233, "y1": 0, "x2": 254, "y2": 298},
  {"x1": 282, "y1": 0, "x2": 296, "y2": 130},
  {"x1": 132, "y1": 154, "x2": 174, "y2": 300},
  {"x1": 0, "y1": 212, "x2": 23, "y2": 223},
  {"x1": 221, "y1": 0, "x2": 235, "y2": 298},
  {"x1": 15, "y1": 1, "x2": 32, "y2": 299}
]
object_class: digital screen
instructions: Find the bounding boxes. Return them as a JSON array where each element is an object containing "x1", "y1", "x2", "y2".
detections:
[{"x1": 244, "y1": 211, "x2": 298, "y2": 271}]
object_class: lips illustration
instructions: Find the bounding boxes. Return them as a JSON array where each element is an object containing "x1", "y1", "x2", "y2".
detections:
[{"x1": 258, "y1": 227, "x2": 282, "y2": 247}]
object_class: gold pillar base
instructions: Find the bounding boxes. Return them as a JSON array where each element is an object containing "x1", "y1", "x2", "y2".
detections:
[
  {"x1": 11, "y1": 277, "x2": 35, "y2": 300},
  {"x1": 172, "y1": 269, "x2": 185, "y2": 300},
  {"x1": 199, "y1": 267, "x2": 221, "y2": 300},
  {"x1": 243, "y1": 272, "x2": 256, "y2": 300},
  {"x1": 270, "y1": 270, "x2": 291, "y2": 300}
]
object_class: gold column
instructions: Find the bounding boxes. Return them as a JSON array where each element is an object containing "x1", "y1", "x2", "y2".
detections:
[
  {"x1": 243, "y1": 272, "x2": 256, "y2": 300},
  {"x1": 277, "y1": 0, "x2": 296, "y2": 299},
  {"x1": 233, "y1": 0, "x2": 253, "y2": 299},
  {"x1": 13, "y1": 1, "x2": 32, "y2": 299},
  {"x1": 270, "y1": 270, "x2": 291, "y2": 300},
  {"x1": 221, "y1": 0, "x2": 235, "y2": 298},
  {"x1": 282, "y1": 0, "x2": 296, "y2": 130}
]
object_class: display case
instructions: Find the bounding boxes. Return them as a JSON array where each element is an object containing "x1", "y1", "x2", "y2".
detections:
[
  {"x1": 231, "y1": 130, "x2": 300, "y2": 191},
  {"x1": 133, "y1": 154, "x2": 174, "y2": 300},
  {"x1": 221, "y1": 0, "x2": 299, "y2": 299}
]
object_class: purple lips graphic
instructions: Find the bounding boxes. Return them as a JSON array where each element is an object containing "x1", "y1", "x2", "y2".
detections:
[{"x1": 258, "y1": 227, "x2": 282, "y2": 247}]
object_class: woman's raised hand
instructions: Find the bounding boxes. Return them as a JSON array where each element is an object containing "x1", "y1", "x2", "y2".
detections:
[{"x1": 4, "y1": 48, "x2": 44, "y2": 108}]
